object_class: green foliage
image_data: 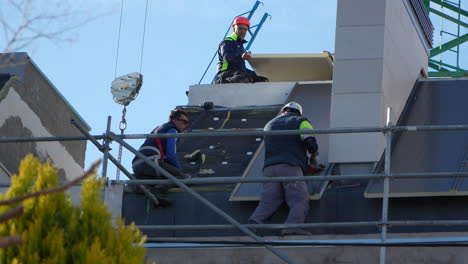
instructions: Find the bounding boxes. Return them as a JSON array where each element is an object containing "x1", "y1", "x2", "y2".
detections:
[{"x1": 0, "y1": 155, "x2": 147, "y2": 264}]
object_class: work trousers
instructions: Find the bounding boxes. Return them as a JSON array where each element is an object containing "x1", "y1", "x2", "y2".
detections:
[
  {"x1": 132, "y1": 158, "x2": 185, "y2": 179},
  {"x1": 249, "y1": 164, "x2": 310, "y2": 224},
  {"x1": 213, "y1": 69, "x2": 269, "y2": 84}
]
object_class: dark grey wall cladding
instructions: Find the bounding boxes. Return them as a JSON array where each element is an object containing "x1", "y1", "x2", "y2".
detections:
[
  {"x1": 366, "y1": 79, "x2": 468, "y2": 197},
  {"x1": 123, "y1": 187, "x2": 468, "y2": 237},
  {"x1": 0, "y1": 116, "x2": 37, "y2": 174},
  {"x1": 409, "y1": 0, "x2": 434, "y2": 46},
  {"x1": 0, "y1": 53, "x2": 26, "y2": 79},
  {"x1": 0, "y1": 74, "x2": 11, "y2": 92}
]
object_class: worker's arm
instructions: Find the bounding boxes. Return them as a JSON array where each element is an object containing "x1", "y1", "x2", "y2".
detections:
[
  {"x1": 220, "y1": 40, "x2": 244, "y2": 63},
  {"x1": 299, "y1": 120, "x2": 318, "y2": 154},
  {"x1": 165, "y1": 128, "x2": 182, "y2": 169}
]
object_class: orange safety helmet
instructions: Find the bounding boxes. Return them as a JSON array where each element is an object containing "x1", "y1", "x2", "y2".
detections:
[{"x1": 232, "y1": 16, "x2": 250, "y2": 28}]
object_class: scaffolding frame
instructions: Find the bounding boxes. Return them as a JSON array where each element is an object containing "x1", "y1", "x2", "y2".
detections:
[
  {"x1": 425, "y1": 0, "x2": 468, "y2": 77},
  {"x1": 3, "y1": 120, "x2": 468, "y2": 263}
]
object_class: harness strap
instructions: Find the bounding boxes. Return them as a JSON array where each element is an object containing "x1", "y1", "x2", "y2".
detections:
[{"x1": 153, "y1": 127, "x2": 166, "y2": 160}]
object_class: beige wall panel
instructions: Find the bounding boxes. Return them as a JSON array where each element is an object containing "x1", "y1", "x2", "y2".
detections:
[
  {"x1": 248, "y1": 53, "x2": 333, "y2": 82},
  {"x1": 334, "y1": 25, "x2": 385, "y2": 60},
  {"x1": 329, "y1": 133, "x2": 383, "y2": 163},
  {"x1": 333, "y1": 59, "x2": 384, "y2": 94},
  {"x1": 330, "y1": 93, "x2": 383, "y2": 127},
  {"x1": 336, "y1": 0, "x2": 386, "y2": 27},
  {"x1": 329, "y1": 93, "x2": 384, "y2": 163},
  {"x1": 188, "y1": 82, "x2": 297, "y2": 107}
]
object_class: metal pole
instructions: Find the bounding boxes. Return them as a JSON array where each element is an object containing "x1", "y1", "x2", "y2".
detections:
[
  {"x1": 108, "y1": 133, "x2": 297, "y2": 264},
  {"x1": 136, "y1": 219, "x2": 468, "y2": 230},
  {"x1": 70, "y1": 119, "x2": 161, "y2": 207},
  {"x1": 116, "y1": 124, "x2": 468, "y2": 139},
  {"x1": 112, "y1": 170, "x2": 468, "y2": 185},
  {"x1": 380, "y1": 117, "x2": 393, "y2": 264},
  {"x1": 246, "y1": 1, "x2": 261, "y2": 20},
  {"x1": 246, "y1": 13, "x2": 269, "y2": 50},
  {"x1": 101, "y1": 116, "x2": 112, "y2": 180},
  {"x1": 106, "y1": 153, "x2": 161, "y2": 207},
  {"x1": 145, "y1": 236, "x2": 468, "y2": 247},
  {"x1": 3, "y1": 124, "x2": 468, "y2": 143},
  {"x1": 0, "y1": 135, "x2": 104, "y2": 143}
]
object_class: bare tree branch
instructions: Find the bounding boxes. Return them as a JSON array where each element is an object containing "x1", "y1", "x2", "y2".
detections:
[
  {"x1": 0, "y1": 205, "x2": 23, "y2": 223},
  {"x1": 0, "y1": 159, "x2": 102, "y2": 207},
  {"x1": 1, "y1": 0, "x2": 109, "y2": 52},
  {"x1": 0, "y1": 235, "x2": 22, "y2": 249}
]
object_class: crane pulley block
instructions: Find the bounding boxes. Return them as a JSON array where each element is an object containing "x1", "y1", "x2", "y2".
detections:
[{"x1": 111, "y1": 72, "x2": 143, "y2": 106}]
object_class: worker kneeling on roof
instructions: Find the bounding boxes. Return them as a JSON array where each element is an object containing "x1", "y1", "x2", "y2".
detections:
[
  {"x1": 132, "y1": 109, "x2": 190, "y2": 183},
  {"x1": 213, "y1": 16, "x2": 269, "y2": 84},
  {"x1": 249, "y1": 102, "x2": 318, "y2": 236}
]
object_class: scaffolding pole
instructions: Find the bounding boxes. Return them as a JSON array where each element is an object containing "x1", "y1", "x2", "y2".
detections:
[
  {"x1": 108, "y1": 132, "x2": 297, "y2": 264},
  {"x1": 71, "y1": 119, "x2": 163, "y2": 207},
  {"x1": 136, "y1": 219, "x2": 468, "y2": 231},
  {"x1": 112, "y1": 171, "x2": 468, "y2": 186},
  {"x1": 3, "y1": 124, "x2": 468, "y2": 143}
]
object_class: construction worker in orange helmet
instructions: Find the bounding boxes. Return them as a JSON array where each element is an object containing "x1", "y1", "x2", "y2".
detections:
[{"x1": 213, "y1": 16, "x2": 268, "y2": 84}]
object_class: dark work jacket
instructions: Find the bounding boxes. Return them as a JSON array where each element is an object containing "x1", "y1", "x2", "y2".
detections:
[
  {"x1": 216, "y1": 33, "x2": 248, "y2": 73},
  {"x1": 132, "y1": 121, "x2": 179, "y2": 165},
  {"x1": 263, "y1": 112, "x2": 312, "y2": 173}
]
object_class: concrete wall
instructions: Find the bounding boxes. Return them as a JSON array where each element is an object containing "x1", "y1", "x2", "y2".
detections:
[
  {"x1": 188, "y1": 82, "x2": 297, "y2": 107},
  {"x1": 0, "y1": 53, "x2": 89, "y2": 180},
  {"x1": 146, "y1": 232, "x2": 468, "y2": 264},
  {"x1": 329, "y1": 0, "x2": 429, "y2": 163}
]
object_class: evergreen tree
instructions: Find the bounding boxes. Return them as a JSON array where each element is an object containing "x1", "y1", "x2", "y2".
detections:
[{"x1": 0, "y1": 155, "x2": 147, "y2": 263}]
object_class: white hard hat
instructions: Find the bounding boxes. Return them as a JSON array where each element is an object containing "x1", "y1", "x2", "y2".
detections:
[{"x1": 282, "y1": 101, "x2": 303, "y2": 115}]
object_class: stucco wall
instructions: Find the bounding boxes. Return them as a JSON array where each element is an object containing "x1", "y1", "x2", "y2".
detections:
[{"x1": 0, "y1": 78, "x2": 84, "y2": 180}]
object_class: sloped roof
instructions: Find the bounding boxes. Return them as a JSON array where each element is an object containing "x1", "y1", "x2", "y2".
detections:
[
  {"x1": 176, "y1": 105, "x2": 281, "y2": 180},
  {"x1": 366, "y1": 78, "x2": 468, "y2": 197}
]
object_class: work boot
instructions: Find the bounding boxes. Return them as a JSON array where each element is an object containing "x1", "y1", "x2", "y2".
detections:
[
  {"x1": 156, "y1": 197, "x2": 172, "y2": 208},
  {"x1": 148, "y1": 197, "x2": 172, "y2": 208},
  {"x1": 151, "y1": 184, "x2": 170, "y2": 194},
  {"x1": 280, "y1": 228, "x2": 312, "y2": 236}
]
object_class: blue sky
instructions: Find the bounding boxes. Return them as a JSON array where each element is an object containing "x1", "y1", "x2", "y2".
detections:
[{"x1": 11, "y1": 0, "x2": 337, "y2": 179}]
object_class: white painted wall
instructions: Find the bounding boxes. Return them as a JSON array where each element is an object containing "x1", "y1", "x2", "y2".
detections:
[{"x1": 0, "y1": 86, "x2": 84, "y2": 180}]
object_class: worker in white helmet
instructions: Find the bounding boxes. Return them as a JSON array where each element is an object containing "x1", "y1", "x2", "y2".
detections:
[{"x1": 249, "y1": 101, "x2": 318, "y2": 236}]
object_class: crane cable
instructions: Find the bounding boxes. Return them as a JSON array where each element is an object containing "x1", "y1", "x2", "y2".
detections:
[{"x1": 114, "y1": 0, "x2": 150, "y2": 180}]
